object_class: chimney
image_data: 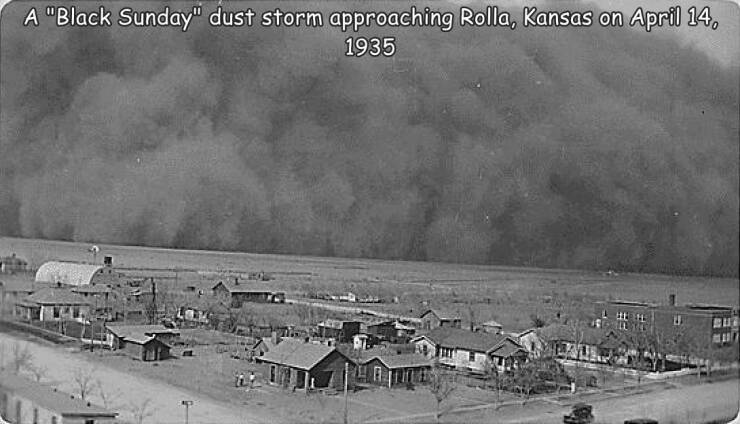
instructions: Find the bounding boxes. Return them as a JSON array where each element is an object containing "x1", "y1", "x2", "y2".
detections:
[
  {"x1": 103, "y1": 256, "x2": 113, "y2": 267},
  {"x1": 271, "y1": 331, "x2": 280, "y2": 345},
  {"x1": 669, "y1": 294, "x2": 676, "y2": 306}
]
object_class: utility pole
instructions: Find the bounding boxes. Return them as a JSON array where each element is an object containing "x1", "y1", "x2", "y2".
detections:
[
  {"x1": 343, "y1": 362, "x2": 349, "y2": 424},
  {"x1": 181, "y1": 400, "x2": 193, "y2": 424}
]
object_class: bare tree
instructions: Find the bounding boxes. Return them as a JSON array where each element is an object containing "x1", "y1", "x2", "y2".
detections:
[
  {"x1": 95, "y1": 381, "x2": 121, "y2": 410},
  {"x1": 11, "y1": 342, "x2": 34, "y2": 374},
  {"x1": 482, "y1": 358, "x2": 504, "y2": 408},
  {"x1": 428, "y1": 365, "x2": 456, "y2": 423},
  {"x1": 72, "y1": 366, "x2": 97, "y2": 400},
  {"x1": 129, "y1": 398, "x2": 157, "y2": 424},
  {"x1": 26, "y1": 363, "x2": 48, "y2": 382}
]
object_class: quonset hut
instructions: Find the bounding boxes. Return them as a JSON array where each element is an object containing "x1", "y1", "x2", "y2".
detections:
[{"x1": 35, "y1": 260, "x2": 120, "y2": 286}]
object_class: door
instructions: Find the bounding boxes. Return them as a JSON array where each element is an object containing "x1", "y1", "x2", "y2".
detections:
[{"x1": 406, "y1": 369, "x2": 413, "y2": 383}]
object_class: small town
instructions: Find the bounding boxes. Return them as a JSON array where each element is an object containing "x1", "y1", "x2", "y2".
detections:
[{"x1": 0, "y1": 244, "x2": 738, "y2": 424}]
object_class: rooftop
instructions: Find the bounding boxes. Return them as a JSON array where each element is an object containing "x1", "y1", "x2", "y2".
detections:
[
  {"x1": 24, "y1": 288, "x2": 89, "y2": 305},
  {"x1": 363, "y1": 353, "x2": 432, "y2": 369},
  {"x1": 0, "y1": 372, "x2": 117, "y2": 418},
  {"x1": 212, "y1": 280, "x2": 274, "y2": 294},
  {"x1": 421, "y1": 327, "x2": 513, "y2": 353},
  {"x1": 259, "y1": 339, "x2": 350, "y2": 370},
  {"x1": 420, "y1": 309, "x2": 461, "y2": 321}
]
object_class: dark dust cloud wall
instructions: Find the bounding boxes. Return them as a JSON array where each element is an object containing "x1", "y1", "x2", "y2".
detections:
[{"x1": 1, "y1": 1, "x2": 738, "y2": 277}]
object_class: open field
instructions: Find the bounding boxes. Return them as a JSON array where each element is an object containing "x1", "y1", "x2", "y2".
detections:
[{"x1": 2, "y1": 236, "x2": 738, "y2": 332}]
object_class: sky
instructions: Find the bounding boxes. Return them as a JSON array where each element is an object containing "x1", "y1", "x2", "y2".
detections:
[{"x1": 0, "y1": 0, "x2": 738, "y2": 276}]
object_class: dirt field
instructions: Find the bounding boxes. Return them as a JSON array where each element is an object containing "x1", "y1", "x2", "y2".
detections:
[{"x1": 3, "y1": 236, "x2": 737, "y2": 333}]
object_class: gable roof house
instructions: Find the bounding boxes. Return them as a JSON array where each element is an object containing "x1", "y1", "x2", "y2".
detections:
[
  {"x1": 0, "y1": 371, "x2": 118, "y2": 423},
  {"x1": 412, "y1": 327, "x2": 527, "y2": 373},
  {"x1": 535, "y1": 324, "x2": 623, "y2": 364},
  {"x1": 419, "y1": 309, "x2": 462, "y2": 330},
  {"x1": 15, "y1": 288, "x2": 90, "y2": 323},
  {"x1": 257, "y1": 339, "x2": 356, "y2": 391},
  {"x1": 357, "y1": 354, "x2": 433, "y2": 388}
]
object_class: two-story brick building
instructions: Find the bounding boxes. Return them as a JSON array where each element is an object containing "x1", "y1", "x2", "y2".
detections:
[{"x1": 595, "y1": 295, "x2": 739, "y2": 356}]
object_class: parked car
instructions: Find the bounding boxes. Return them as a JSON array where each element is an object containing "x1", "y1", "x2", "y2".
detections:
[{"x1": 563, "y1": 403, "x2": 594, "y2": 424}]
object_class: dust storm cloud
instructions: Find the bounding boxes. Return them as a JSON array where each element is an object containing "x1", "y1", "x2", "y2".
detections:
[{"x1": 1, "y1": 1, "x2": 737, "y2": 276}]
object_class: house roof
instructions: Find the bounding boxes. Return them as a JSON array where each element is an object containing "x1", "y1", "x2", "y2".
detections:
[
  {"x1": 481, "y1": 320, "x2": 502, "y2": 328},
  {"x1": 318, "y1": 319, "x2": 359, "y2": 329},
  {"x1": 0, "y1": 280, "x2": 53, "y2": 294},
  {"x1": 106, "y1": 324, "x2": 180, "y2": 343},
  {"x1": 491, "y1": 342, "x2": 527, "y2": 358},
  {"x1": 259, "y1": 339, "x2": 352, "y2": 370},
  {"x1": 35, "y1": 261, "x2": 104, "y2": 286},
  {"x1": 24, "y1": 288, "x2": 89, "y2": 305},
  {"x1": 212, "y1": 281, "x2": 273, "y2": 294},
  {"x1": 421, "y1": 327, "x2": 519, "y2": 353},
  {"x1": 364, "y1": 353, "x2": 432, "y2": 369},
  {"x1": 72, "y1": 284, "x2": 112, "y2": 294},
  {"x1": 536, "y1": 324, "x2": 615, "y2": 346},
  {"x1": 420, "y1": 309, "x2": 461, "y2": 321},
  {"x1": 0, "y1": 372, "x2": 117, "y2": 418}
]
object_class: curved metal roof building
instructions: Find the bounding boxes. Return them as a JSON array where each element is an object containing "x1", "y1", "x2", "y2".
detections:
[{"x1": 35, "y1": 261, "x2": 104, "y2": 286}]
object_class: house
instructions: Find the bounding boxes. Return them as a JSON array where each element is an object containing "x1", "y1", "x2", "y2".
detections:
[
  {"x1": 419, "y1": 309, "x2": 462, "y2": 330},
  {"x1": 358, "y1": 354, "x2": 433, "y2": 388},
  {"x1": 367, "y1": 320, "x2": 417, "y2": 344},
  {"x1": 316, "y1": 319, "x2": 361, "y2": 343},
  {"x1": 0, "y1": 371, "x2": 117, "y2": 423},
  {"x1": 535, "y1": 324, "x2": 623, "y2": 364},
  {"x1": 0, "y1": 280, "x2": 53, "y2": 317},
  {"x1": 411, "y1": 327, "x2": 527, "y2": 373},
  {"x1": 106, "y1": 324, "x2": 178, "y2": 361},
  {"x1": 477, "y1": 320, "x2": 503, "y2": 334},
  {"x1": 338, "y1": 292, "x2": 357, "y2": 303},
  {"x1": 0, "y1": 254, "x2": 27, "y2": 274},
  {"x1": 257, "y1": 339, "x2": 356, "y2": 391},
  {"x1": 35, "y1": 261, "x2": 121, "y2": 287},
  {"x1": 14, "y1": 288, "x2": 90, "y2": 323},
  {"x1": 71, "y1": 284, "x2": 113, "y2": 318},
  {"x1": 212, "y1": 281, "x2": 284, "y2": 308},
  {"x1": 516, "y1": 328, "x2": 546, "y2": 358}
]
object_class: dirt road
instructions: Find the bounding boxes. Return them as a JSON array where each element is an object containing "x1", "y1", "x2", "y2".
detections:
[{"x1": 0, "y1": 333, "x2": 273, "y2": 424}]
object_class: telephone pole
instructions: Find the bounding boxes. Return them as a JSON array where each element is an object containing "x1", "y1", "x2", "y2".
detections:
[{"x1": 343, "y1": 362, "x2": 349, "y2": 424}]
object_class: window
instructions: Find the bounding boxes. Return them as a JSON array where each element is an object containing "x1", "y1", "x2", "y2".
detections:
[
  {"x1": 602, "y1": 309, "x2": 608, "y2": 318},
  {"x1": 712, "y1": 334, "x2": 721, "y2": 344},
  {"x1": 581, "y1": 345, "x2": 587, "y2": 356},
  {"x1": 422, "y1": 344, "x2": 428, "y2": 356},
  {"x1": 713, "y1": 318, "x2": 722, "y2": 328},
  {"x1": 618, "y1": 321, "x2": 628, "y2": 330},
  {"x1": 374, "y1": 366, "x2": 382, "y2": 382},
  {"x1": 673, "y1": 315, "x2": 682, "y2": 325},
  {"x1": 73, "y1": 306, "x2": 80, "y2": 318},
  {"x1": 722, "y1": 317, "x2": 731, "y2": 327},
  {"x1": 358, "y1": 365, "x2": 366, "y2": 378},
  {"x1": 635, "y1": 313, "x2": 646, "y2": 322},
  {"x1": 721, "y1": 333, "x2": 730, "y2": 343},
  {"x1": 637, "y1": 323, "x2": 646, "y2": 332},
  {"x1": 440, "y1": 347, "x2": 453, "y2": 358},
  {"x1": 617, "y1": 312, "x2": 628, "y2": 321},
  {"x1": 468, "y1": 351, "x2": 476, "y2": 362},
  {"x1": 53, "y1": 306, "x2": 60, "y2": 318}
]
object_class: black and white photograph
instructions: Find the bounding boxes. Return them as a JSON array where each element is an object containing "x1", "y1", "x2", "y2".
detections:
[{"x1": 0, "y1": 0, "x2": 738, "y2": 423}]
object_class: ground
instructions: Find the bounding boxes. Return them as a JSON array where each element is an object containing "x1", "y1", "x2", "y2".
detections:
[
  {"x1": 2, "y1": 330, "x2": 738, "y2": 424},
  {"x1": 1, "y1": 236, "x2": 738, "y2": 423},
  {"x1": 2, "y1": 236, "x2": 738, "y2": 332}
]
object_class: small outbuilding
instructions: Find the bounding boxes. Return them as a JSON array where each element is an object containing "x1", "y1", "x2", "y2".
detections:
[{"x1": 35, "y1": 261, "x2": 121, "y2": 286}]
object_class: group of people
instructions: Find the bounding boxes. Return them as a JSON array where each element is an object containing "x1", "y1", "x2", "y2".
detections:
[{"x1": 234, "y1": 370, "x2": 256, "y2": 388}]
